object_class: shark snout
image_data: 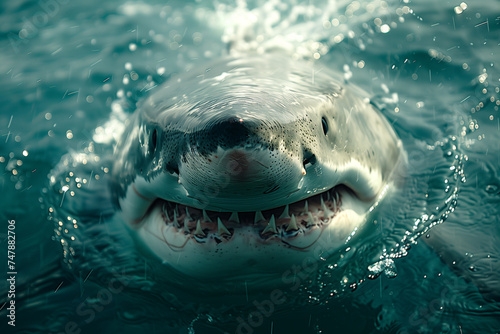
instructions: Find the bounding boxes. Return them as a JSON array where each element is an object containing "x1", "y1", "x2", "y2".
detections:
[
  {"x1": 175, "y1": 120, "x2": 310, "y2": 211},
  {"x1": 161, "y1": 113, "x2": 318, "y2": 211},
  {"x1": 179, "y1": 144, "x2": 304, "y2": 209}
]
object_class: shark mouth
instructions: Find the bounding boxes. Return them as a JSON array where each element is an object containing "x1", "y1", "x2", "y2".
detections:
[{"x1": 146, "y1": 185, "x2": 354, "y2": 248}]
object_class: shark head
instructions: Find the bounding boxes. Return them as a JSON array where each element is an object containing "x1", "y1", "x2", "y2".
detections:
[{"x1": 112, "y1": 56, "x2": 404, "y2": 283}]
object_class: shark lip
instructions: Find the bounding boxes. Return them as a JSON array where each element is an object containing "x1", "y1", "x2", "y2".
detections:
[{"x1": 149, "y1": 185, "x2": 355, "y2": 244}]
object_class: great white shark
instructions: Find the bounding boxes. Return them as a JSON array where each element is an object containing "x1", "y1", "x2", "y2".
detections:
[{"x1": 111, "y1": 55, "x2": 405, "y2": 282}]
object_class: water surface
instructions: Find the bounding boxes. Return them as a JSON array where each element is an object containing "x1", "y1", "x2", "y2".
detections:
[{"x1": 1, "y1": 0, "x2": 499, "y2": 333}]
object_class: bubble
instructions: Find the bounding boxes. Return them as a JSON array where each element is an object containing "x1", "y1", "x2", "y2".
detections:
[
  {"x1": 129, "y1": 43, "x2": 137, "y2": 51},
  {"x1": 380, "y1": 24, "x2": 390, "y2": 33},
  {"x1": 157, "y1": 67, "x2": 166, "y2": 76}
]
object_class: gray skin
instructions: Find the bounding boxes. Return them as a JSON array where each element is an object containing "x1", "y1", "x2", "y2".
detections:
[{"x1": 111, "y1": 55, "x2": 405, "y2": 281}]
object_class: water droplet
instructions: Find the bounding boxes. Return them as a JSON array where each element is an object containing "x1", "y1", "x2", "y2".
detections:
[
  {"x1": 368, "y1": 258, "x2": 397, "y2": 279},
  {"x1": 384, "y1": 265, "x2": 398, "y2": 278}
]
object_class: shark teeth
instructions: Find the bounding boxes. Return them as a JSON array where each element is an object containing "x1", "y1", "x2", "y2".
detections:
[
  {"x1": 286, "y1": 214, "x2": 299, "y2": 232},
  {"x1": 261, "y1": 215, "x2": 277, "y2": 235},
  {"x1": 321, "y1": 196, "x2": 333, "y2": 219},
  {"x1": 303, "y1": 200, "x2": 309, "y2": 214},
  {"x1": 229, "y1": 212, "x2": 240, "y2": 224},
  {"x1": 217, "y1": 217, "x2": 231, "y2": 237},
  {"x1": 183, "y1": 217, "x2": 190, "y2": 233},
  {"x1": 172, "y1": 210, "x2": 180, "y2": 228},
  {"x1": 279, "y1": 204, "x2": 290, "y2": 219},
  {"x1": 159, "y1": 186, "x2": 342, "y2": 240},
  {"x1": 333, "y1": 192, "x2": 339, "y2": 211},
  {"x1": 202, "y1": 209, "x2": 212, "y2": 222},
  {"x1": 185, "y1": 207, "x2": 192, "y2": 220},
  {"x1": 194, "y1": 219, "x2": 205, "y2": 237},
  {"x1": 254, "y1": 211, "x2": 265, "y2": 224},
  {"x1": 306, "y1": 212, "x2": 315, "y2": 227}
]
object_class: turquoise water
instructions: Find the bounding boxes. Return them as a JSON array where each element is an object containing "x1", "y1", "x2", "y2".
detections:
[{"x1": 1, "y1": 0, "x2": 499, "y2": 333}]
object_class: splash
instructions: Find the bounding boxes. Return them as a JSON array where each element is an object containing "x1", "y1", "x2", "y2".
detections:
[{"x1": 214, "y1": 0, "x2": 411, "y2": 59}]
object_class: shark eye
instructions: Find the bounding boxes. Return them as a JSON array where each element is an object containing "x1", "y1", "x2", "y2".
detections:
[{"x1": 321, "y1": 117, "x2": 329, "y2": 135}]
